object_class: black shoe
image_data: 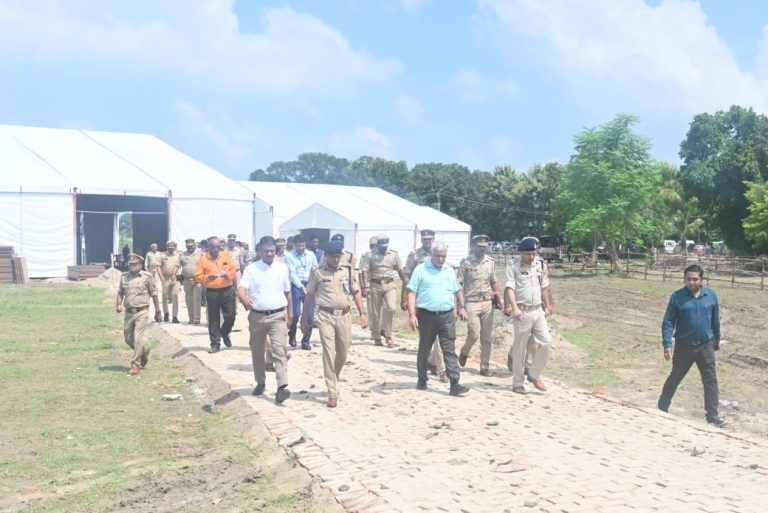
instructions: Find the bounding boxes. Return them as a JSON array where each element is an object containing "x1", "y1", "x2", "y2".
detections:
[
  {"x1": 301, "y1": 342, "x2": 311, "y2": 350},
  {"x1": 163, "y1": 313, "x2": 169, "y2": 322},
  {"x1": 708, "y1": 417, "x2": 728, "y2": 428},
  {"x1": 657, "y1": 402, "x2": 669, "y2": 413},
  {"x1": 208, "y1": 345, "x2": 220, "y2": 353},
  {"x1": 416, "y1": 379, "x2": 427, "y2": 390},
  {"x1": 172, "y1": 317, "x2": 180, "y2": 324},
  {"x1": 222, "y1": 335, "x2": 232, "y2": 348},
  {"x1": 289, "y1": 338, "x2": 297, "y2": 348},
  {"x1": 449, "y1": 382, "x2": 470, "y2": 396},
  {"x1": 275, "y1": 387, "x2": 291, "y2": 404},
  {"x1": 252, "y1": 383, "x2": 265, "y2": 396}
]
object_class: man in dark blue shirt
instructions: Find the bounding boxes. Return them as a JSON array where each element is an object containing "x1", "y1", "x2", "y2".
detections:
[{"x1": 658, "y1": 264, "x2": 726, "y2": 427}]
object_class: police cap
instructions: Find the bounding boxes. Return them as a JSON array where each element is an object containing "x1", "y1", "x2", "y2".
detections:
[
  {"x1": 184, "y1": 238, "x2": 196, "y2": 244},
  {"x1": 518, "y1": 237, "x2": 540, "y2": 251},
  {"x1": 227, "y1": 233, "x2": 237, "y2": 240},
  {"x1": 420, "y1": 229, "x2": 435, "y2": 238},
  {"x1": 472, "y1": 234, "x2": 489, "y2": 247},
  {"x1": 127, "y1": 253, "x2": 144, "y2": 264},
  {"x1": 369, "y1": 235, "x2": 379, "y2": 245},
  {"x1": 376, "y1": 234, "x2": 389, "y2": 244},
  {"x1": 166, "y1": 239, "x2": 177, "y2": 246},
  {"x1": 324, "y1": 240, "x2": 344, "y2": 255},
  {"x1": 331, "y1": 233, "x2": 344, "y2": 242},
  {"x1": 275, "y1": 237, "x2": 286, "y2": 245}
]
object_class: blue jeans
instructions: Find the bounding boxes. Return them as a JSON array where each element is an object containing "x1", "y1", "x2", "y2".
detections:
[{"x1": 289, "y1": 284, "x2": 313, "y2": 343}]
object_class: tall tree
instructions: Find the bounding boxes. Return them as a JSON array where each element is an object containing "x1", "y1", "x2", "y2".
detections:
[
  {"x1": 249, "y1": 153, "x2": 351, "y2": 183},
  {"x1": 743, "y1": 181, "x2": 768, "y2": 252},
  {"x1": 554, "y1": 114, "x2": 660, "y2": 271},
  {"x1": 679, "y1": 105, "x2": 768, "y2": 249}
]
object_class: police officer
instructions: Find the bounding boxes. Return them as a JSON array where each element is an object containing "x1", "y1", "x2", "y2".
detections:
[
  {"x1": 226, "y1": 233, "x2": 244, "y2": 288},
  {"x1": 144, "y1": 242, "x2": 163, "y2": 316},
  {"x1": 362, "y1": 234, "x2": 405, "y2": 347},
  {"x1": 402, "y1": 229, "x2": 447, "y2": 381},
  {"x1": 358, "y1": 235, "x2": 379, "y2": 341},
  {"x1": 159, "y1": 240, "x2": 181, "y2": 323},
  {"x1": 504, "y1": 237, "x2": 553, "y2": 394},
  {"x1": 302, "y1": 241, "x2": 368, "y2": 407},
  {"x1": 458, "y1": 235, "x2": 502, "y2": 377},
  {"x1": 275, "y1": 237, "x2": 287, "y2": 263},
  {"x1": 179, "y1": 238, "x2": 203, "y2": 324},
  {"x1": 116, "y1": 254, "x2": 162, "y2": 375}
]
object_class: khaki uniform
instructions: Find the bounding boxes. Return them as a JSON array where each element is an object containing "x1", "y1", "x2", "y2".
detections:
[
  {"x1": 159, "y1": 252, "x2": 181, "y2": 318},
  {"x1": 179, "y1": 250, "x2": 202, "y2": 323},
  {"x1": 118, "y1": 270, "x2": 157, "y2": 367},
  {"x1": 358, "y1": 250, "x2": 375, "y2": 337},
  {"x1": 506, "y1": 255, "x2": 551, "y2": 387},
  {"x1": 144, "y1": 250, "x2": 163, "y2": 311},
  {"x1": 405, "y1": 247, "x2": 445, "y2": 373},
  {"x1": 367, "y1": 249, "x2": 402, "y2": 341},
  {"x1": 458, "y1": 254, "x2": 497, "y2": 370},
  {"x1": 307, "y1": 262, "x2": 360, "y2": 398},
  {"x1": 228, "y1": 245, "x2": 244, "y2": 287}
]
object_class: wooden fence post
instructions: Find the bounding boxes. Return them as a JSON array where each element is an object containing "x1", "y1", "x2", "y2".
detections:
[
  {"x1": 761, "y1": 259, "x2": 765, "y2": 291},
  {"x1": 662, "y1": 255, "x2": 666, "y2": 282},
  {"x1": 644, "y1": 253, "x2": 649, "y2": 280},
  {"x1": 731, "y1": 256, "x2": 737, "y2": 288}
]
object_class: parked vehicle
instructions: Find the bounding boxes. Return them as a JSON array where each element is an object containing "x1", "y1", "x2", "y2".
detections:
[
  {"x1": 692, "y1": 244, "x2": 708, "y2": 255},
  {"x1": 663, "y1": 240, "x2": 676, "y2": 254},
  {"x1": 539, "y1": 235, "x2": 567, "y2": 262}
]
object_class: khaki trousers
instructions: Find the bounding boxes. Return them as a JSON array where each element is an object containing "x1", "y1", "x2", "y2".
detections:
[
  {"x1": 183, "y1": 280, "x2": 203, "y2": 323},
  {"x1": 315, "y1": 309, "x2": 352, "y2": 398},
  {"x1": 124, "y1": 308, "x2": 149, "y2": 367},
  {"x1": 461, "y1": 300, "x2": 494, "y2": 370},
  {"x1": 366, "y1": 294, "x2": 377, "y2": 339},
  {"x1": 161, "y1": 280, "x2": 179, "y2": 317},
  {"x1": 370, "y1": 281, "x2": 397, "y2": 340},
  {"x1": 248, "y1": 310, "x2": 289, "y2": 388},
  {"x1": 509, "y1": 306, "x2": 550, "y2": 387}
]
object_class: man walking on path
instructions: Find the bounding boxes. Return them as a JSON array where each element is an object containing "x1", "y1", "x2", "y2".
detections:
[
  {"x1": 406, "y1": 241, "x2": 469, "y2": 396},
  {"x1": 237, "y1": 236, "x2": 292, "y2": 404},
  {"x1": 302, "y1": 241, "x2": 368, "y2": 408},
  {"x1": 116, "y1": 254, "x2": 162, "y2": 375},
  {"x1": 158, "y1": 240, "x2": 181, "y2": 323},
  {"x1": 504, "y1": 237, "x2": 553, "y2": 394},
  {"x1": 658, "y1": 264, "x2": 727, "y2": 427},
  {"x1": 457, "y1": 234, "x2": 502, "y2": 377},
  {"x1": 285, "y1": 234, "x2": 318, "y2": 350},
  {"x1": 179, "y1": 238, "x2": 203, "y2": 324},
  {"x1": 363, "y1": 235, "x2": 405, "y2": 348},
  {"x1": 195, "y1": 236, "x2": 237, "y2": 353},
  {"x1": 358, "y1": 236, "x2": 378, "y2": 342}
]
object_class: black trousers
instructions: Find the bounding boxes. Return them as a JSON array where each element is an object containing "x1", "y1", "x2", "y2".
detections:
[
  {"x1": 206, "y1": 286, "x2": 236, "y2": 347},
  {"x1": 658, "y1": 341, "x2": 719, "y2": 421},
  {"x1": 416, "y1": 309, "x2": 460, "y2": 382}
]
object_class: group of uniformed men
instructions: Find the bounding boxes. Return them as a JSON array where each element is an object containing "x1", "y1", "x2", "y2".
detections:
[{"x1": 116, "y1": 230, "x2": 554, "y2": 404}]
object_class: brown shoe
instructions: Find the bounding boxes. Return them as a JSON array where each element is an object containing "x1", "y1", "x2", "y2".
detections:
[
  {"x1": 427, "y1": 363, "x2": 437, "y2": 376},
  {"x1": 512, "y1": 385, "x2": 526, "y2": 395},
  {"x1": 129, "y1": 365, "x2": 140, "y2": 376},
  {"x1": 327, "y1": 397, "x2": 338, "y2": 408},
  {"x1": 480, "y1": 369, "x2": 494, "y2": 377},
  {"x1": 265, "y1": 362, "x2": 275, "y2": 373},
  {"x1": 438, "y1": 371, "x2": 449, "y2": 383},
  {"x1": 140, "y1": 348, "x2": 150, "y2": 368},
  {"x1": 524, "y1": 367, "x2": 530, "y2": 377},
  {"x1": 458, "y1": 352, "x2": 468, "y2": 367},
  {"x1": 528, "y1": 377, "x2": 547, "y2": 391},
  {"x1": 385, "y1": 338, "x2": 397, "y2": 348},
  {"x1": 507, "y1": 353, "x2": 514, "y2": 372}
]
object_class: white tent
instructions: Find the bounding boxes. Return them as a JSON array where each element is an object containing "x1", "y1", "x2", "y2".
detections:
[
  {"x1": 242, "y1": 181, "x2": 471, "y2": 265},
  {"x1": 0, "y1": 124, "x2": 267, "y2": 278}
]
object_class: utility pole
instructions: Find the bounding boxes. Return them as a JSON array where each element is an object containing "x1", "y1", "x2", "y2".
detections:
[{"x1": 437, "y1": 190, "x2": 441, "y2": 211}]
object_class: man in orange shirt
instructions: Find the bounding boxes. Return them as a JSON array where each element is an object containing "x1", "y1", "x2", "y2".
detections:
[{"x1": 195, "y1": 236, "x2": 237, "y2": 353}]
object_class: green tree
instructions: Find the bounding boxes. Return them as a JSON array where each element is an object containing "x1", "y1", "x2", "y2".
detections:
[
  {"x1": 554, "y1": 114, "x2": 660, "y2": 271},
  {"x1": 348, "y1": 156, "x2": 409, "y2": 194},
  {"x1": 743, "y1": 181, "x2": 768, "y2": 251},
  {"x1": 249, "y1": 153, "x2": 351, "y2": 183},
  {"x1": 679, "y1": 105, "x2": 768, "y2": 249}
]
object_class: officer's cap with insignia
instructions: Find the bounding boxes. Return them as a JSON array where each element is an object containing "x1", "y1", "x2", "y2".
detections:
[
  {"x1": 420, "y1": 229, "x2": 435, "y2": 238},
  {"x1": 369, "y1": 235, "x2": 378, "y2": 245},
  {"x1": 518, "y1": 237, "x2": 540, "y2": 251},
  {"x1": 127, "y1": 253, "x2": 144, "y2": 264},
  {"x1": 324, "y1": 240, "x2": 344, "y2": 255},
  {"x1": 376, "y1": 234, "x2": 389, "y2": 244},
  {"x1": 472, "y1": 234, "x2": 490, "y2": 247},
  {"x1": 275, "y1": 237, "x2": 286, "y2": 245},
  {"x1": 227, "y1": 233, "x2": 237, "y2": 240},
  {"x1": 331, "y1": 233, "x2": 344, "y2": 242},
  {"x1": 166, "y1": 239, "x2": 177, "y2": 246},
  {"x1": 184, "y1": 238, "x2": 196, "y2": 244}
]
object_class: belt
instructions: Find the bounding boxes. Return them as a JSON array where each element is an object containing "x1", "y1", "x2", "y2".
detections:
[
  {"x1": 126, "y1": 305, "x2": 149, "y2": 313},
  {"x1": 418, "y1": 307, "x2": 453, "y2": 315},
  {"x1": 370, "y1": 277, "x2": 394, "y2": 284},
  {"x1": 676, "y1": 339, "x2": 713, "y2": 346},
  {"x1": 517, "y1": 303, "x2": 542, "y2": 311},
  {"x1": 466, "y1": 297, "x2": 492, "y2": 303},
  {"x1": 252, "y1": 306, "x2": 286, "y2": 315},
  {"x1": 319, "y1": 306, "x2": 351, "y2": 315}
]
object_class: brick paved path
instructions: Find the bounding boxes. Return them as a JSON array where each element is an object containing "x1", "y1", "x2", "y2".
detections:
[{"x1": 159, "y1": 310, "x2": 768, "y2": 513}]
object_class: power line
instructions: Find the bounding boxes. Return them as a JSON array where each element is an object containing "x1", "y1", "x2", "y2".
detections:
[{"x1": 436, "y1": 191, "x2": 552, "y2": 216}]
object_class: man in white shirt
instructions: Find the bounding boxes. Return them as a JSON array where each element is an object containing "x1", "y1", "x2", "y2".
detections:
[{"x1": 237, "y1": 236, "x2": 293, "y2": 404}]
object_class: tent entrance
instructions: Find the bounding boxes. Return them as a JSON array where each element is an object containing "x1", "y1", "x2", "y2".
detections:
[
  {"x1": 299, "y1": 228, "x2": 331, "y2": 246},
  {"x1": 76, "y1": 194, "x2": 167, "y2": 265}
]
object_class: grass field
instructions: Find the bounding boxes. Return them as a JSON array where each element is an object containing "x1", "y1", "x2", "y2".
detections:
[{"x1": 0, "y1": 284, "x2": 341, "y2": 513}]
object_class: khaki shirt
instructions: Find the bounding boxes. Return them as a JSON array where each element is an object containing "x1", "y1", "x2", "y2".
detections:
[
  {"x1": 404, "y1": 247, "x2": 430, "y2": 276},
  {"x1": 179, "y1": 251, "x2": 201, "y2": 280},
  {"x1": 368, "y1": 249, "x2": 402, "y2": 280},
  {"x1": 119, "y1": 270, "x2": 157, "y2": 308},
  {"x1": 159, "y1": 251, "x2": 181, "y2": 279},
  {"x1": 144, "y1": 251, "x2": 163, "y2": 274},
  {"x1": 458, "y1": 254, "x2": 497, "y2": 301},
  {"x1": 307, "y1": 263, "x2": 360, "y2": 310},
  {"x1": 505, "y1": 255, "x2": 550, "y2": 307},
  {"x1": 227, "y1": 246, "x2": 243, "y2": 272}
]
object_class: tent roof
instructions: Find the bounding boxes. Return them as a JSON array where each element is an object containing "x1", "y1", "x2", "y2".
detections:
[{"x1": 0, "y1": 131, "x2": 70, "y2": 193}]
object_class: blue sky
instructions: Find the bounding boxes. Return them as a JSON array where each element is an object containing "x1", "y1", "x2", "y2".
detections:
[{"x1": 1, "y1": 0, "x2": 768, "y2": 178}]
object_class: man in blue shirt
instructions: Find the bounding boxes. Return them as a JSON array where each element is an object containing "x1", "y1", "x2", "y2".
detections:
[
  {"x1": 406, "y1": 241, "x2": 469, "y2": 396},
  {"x1": 658, "y1": 264, "x2": 726, "y2": 427},
  {"x1": 284, "y1": 234, "x2": 319, "y2": 350}
]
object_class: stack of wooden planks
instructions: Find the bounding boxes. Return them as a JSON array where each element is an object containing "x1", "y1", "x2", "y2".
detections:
[
  {"x1": 0, "y1": 246, "x2": 28, "y2": 284},
  {"x1": 67, "y1": 264, "x2": 106, "y2": 281}
]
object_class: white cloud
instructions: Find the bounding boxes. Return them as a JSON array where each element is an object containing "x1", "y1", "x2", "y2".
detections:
[
  {"x1": 172, "y1": 99, "x2": 248, "y2": 166},
  {"x1": 475, "y1": 0, "x2": 768, "y2": 114},
  {"x1": 453, "y1": 67, "x2": 518, "y2": 103},
  {"x1": 394, "y1": 94, "x2": 424, "y2": 125},
  {"x1": 0, "y1": 1, "x2": 402, "y2": 95},
  {"x1": 329, "y1": 126, "x2": 393, "y2": 158}
]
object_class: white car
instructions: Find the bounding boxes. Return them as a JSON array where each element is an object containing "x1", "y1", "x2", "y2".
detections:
[{"x1": 663, "y1": 240, "x2": 676, "y2": 254}]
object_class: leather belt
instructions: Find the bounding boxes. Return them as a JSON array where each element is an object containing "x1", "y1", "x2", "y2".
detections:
[
  {"x1": 319, "y1": 306, "x2": 350, "y2": 315},
  {"x1": 253, "y1": 306, "x2": 286, "y2": 315},
  {"x1": 676, "y1": 339, "x2": 712, "y2": 346},
  {"x1": 517, "y1": 303, "x2": 542, "y2": 311},
  {"x1": 418, "y1": 307, "x2": 453, "y2": 315},
  {"x1": 126, "y1": 306, "x2": 149, "y2": 313},
  {"x1": 466, "y1": 298, "x2": 492, "y2": 303},
  {"x1": 370, "y1": 277, "x2": 394, "y2": 284}
]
